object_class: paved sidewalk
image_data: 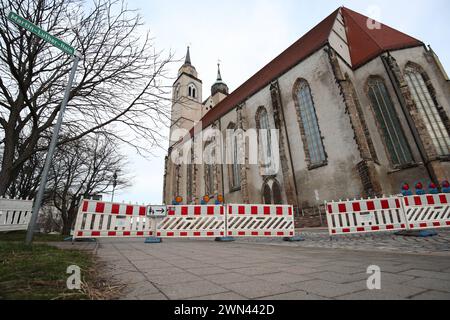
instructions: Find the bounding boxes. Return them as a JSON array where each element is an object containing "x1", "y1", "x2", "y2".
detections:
[{"x1": 90, "y1": 236, "x2": 450, "y2": 300}]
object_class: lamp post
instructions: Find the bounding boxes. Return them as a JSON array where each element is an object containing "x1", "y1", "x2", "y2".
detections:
[{"x1": 111, "y1": 171, "x2": 118, "y2": 203}]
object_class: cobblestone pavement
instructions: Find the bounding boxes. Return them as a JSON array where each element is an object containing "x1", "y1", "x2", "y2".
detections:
[
  {"x1": 235, "y1": 229, "x2": 450, "y2": 256},
  {"x1": 84, "y1": 230, "x2": 450, "y2": 300}
]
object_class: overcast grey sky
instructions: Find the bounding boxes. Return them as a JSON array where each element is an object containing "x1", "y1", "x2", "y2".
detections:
[{"x1": 113, "y1": 0, "x2": 450, "y2": 205}]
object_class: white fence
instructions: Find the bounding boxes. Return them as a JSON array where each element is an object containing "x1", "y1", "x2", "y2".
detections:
[
  {"x1": 0, "y1": 198, "x2": 33, "y2": 232},
  {"x1": 326, "y1": 194, "x2": 450, "y2": 236}
]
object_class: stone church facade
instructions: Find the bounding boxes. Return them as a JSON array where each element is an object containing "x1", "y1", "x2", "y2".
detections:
[{"x1": 163, "y1": 7, "x2": 450, "y2": 211}]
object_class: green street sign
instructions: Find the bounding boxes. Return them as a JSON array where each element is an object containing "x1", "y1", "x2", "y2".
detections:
[{"x1": 7, "y1": 12, "x2": 76, "y2": 56}]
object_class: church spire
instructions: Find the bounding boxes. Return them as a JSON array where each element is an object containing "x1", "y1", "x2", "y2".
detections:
[
  {"x1": 211, "y1": 61, "x2": 229, "y2": 96},
  {"x1": 216, "y1": 63, "x2": 222, "y2": 81},
  {"x1": 185, "y1": 46, "x2": 191, "y2": 65},
  {"x1": 178, "y1": 45, "x2": 198, "y2": 78}
]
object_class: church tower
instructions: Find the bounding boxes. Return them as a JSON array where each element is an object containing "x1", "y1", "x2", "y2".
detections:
[{"x1": 169, "y1": 47, "x2": 203, "y2": 147}]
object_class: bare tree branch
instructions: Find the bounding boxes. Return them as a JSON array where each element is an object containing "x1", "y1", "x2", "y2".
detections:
[{"x1": 0, "y1": 0, "x2": 174, "y2": 195}]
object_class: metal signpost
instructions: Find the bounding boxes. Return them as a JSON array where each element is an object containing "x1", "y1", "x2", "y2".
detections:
[
  {"x1": 7, "y1": 12, "x2": 82, "y2": 245},
  {"x1": 146, "y1": 206, "x2": 167, "y2": 244}
]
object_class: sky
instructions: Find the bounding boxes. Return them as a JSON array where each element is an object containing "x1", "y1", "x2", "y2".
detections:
[{"x1": 112, "y1": 0, "x2": 450, "y2": 205}]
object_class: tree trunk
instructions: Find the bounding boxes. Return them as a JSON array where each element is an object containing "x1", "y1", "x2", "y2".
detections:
[
  {"x1": 0, "y1": 167, "x2": 13, "y2": 196},
  {"x1": 0, "y1": 107, "x2": 21, "y2": 196},
  {"x1": 61, "y1": 223, "x2": 72, "y2": 236},
  {"x1": 61, "y1": 214, "x2": 72, "y2": 236},
  {"x1": 62, "y1": 206, "x2": 78, "y2": 236}
]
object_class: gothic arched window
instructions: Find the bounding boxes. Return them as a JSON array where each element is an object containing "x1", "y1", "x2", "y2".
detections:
[
  {"x1": 188, "y1": 83, "x2": 197, "y2": 99},
  {"x1": 367, "y1": 77, "x2": 413, "y2": 167},
  {"x1": 227, "y1": 123, "x2": 241, "y2": 191},
  {"x1": 186, "y1": 151, "x2": 193, "y2": 203},
  {"x1": 263, "y1": 183, "x2": 272, "y2": 204},
  {"x1": 186, "y1": 164, "x2": 193, "y2": 202},
  {"x1": 272, "y1": 181, "x2": 282, "y2": 205},
  {"x1": 174, "y1": 84, "x2": 180, "y2": 100},
  {"x1": 256, "y1": 107, "x2": 272, "y2": 172},
  {"x1": 173, "y1": 164, "x2": 180, "y2": 198},
  {"x1": 262, "y1": 179, "x2": 283, "y2": 205},
  {"x1": 204, "y1": 141, "x2": 215, "y2": 196},
  {"x1": 404, "y1": 64, "x2": 450, "y2": 156},
  {"x1": 293, "y1": 79, "x2": 327, "y2": 167}
]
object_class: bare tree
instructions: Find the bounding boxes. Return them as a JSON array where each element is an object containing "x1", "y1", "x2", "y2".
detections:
[
  {"x1": 0, "y1": 0, "x2": 174, "y2": 195},
  {"x1": 6, "y1": 146, "x2": 46, "y2": 199},
  {"x1": 47, "y1": 134, "x2": 130, "y2": 235}
]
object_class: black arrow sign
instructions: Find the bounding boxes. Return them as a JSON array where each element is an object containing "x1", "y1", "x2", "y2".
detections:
[{"x1": 148, "y1": 207, "x2": 166, "y2": 215}]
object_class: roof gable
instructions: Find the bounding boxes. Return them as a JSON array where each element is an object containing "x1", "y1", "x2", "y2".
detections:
[{"x1": 341, "y1": 7, "x2": 423, "y2": 68}]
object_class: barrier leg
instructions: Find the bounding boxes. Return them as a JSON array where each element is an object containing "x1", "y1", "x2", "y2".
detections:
[
  {"x1": 395, "y1": 230, "x2": 438, "y2": 238},
  {"x1": 145, "y1": 237, "x2": 162, "y2": 243},
  {"x1": 71, "y1": 237, "x2": 97, "y2": 243},
  {"x1": 283, "y1": 235, "x2": 305, "y2": 242},
  {"x1": 145, "y1": 217, "x2": 162, "y2": 244},
  {"x1": 215, "y1": 237, "x2": 235, "y2": 242}
]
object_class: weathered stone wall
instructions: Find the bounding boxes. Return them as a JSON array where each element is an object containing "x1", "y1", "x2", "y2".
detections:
[
  {"x1": 276, "y1": 48, "x2": 364, "y2": 207},
  {"x1": 390, "y1": 47, "x2": 450, "y2": 183},
  {"x1": 327, "y1": 47, "x2": 382, "y2": 197},
  {"x1": 343, "y1": 50, "x2": 432, "y2": 195},
  {"x1": 294, "y1": 206, "x2": 327, "y2": 228}
]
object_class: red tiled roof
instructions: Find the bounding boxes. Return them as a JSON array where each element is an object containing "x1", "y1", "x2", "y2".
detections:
[
  {"x1": 190, "y1": 8, "x2": 340, "y2": 135},
  {"x1": 191, "y1": 7, "x2": 423, "y2": 135},
  {"x1": 341, "y1": 7, "x2": 423, "y2": 68}
]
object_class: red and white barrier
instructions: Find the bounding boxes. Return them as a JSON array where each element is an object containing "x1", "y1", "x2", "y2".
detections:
[
  {"x1": 403, "y1": 194, "x2": 450, "y2": 230},
  {"x1": 226, "y1": 204, "x2": 295, "y2": 237},
  {"x1": 156, "y1": 205, "x2": 225, "y2": 238},
  {"x1": 73, "y1": 200, "x2": 155, "y2": 239},
  {"x1": 326, "y1": 197, "x2": 407, "y2": 235},
  {"x1": 0, "y1": 198, "x2": 33, "y2": 232},
  {"x1": 73, "y1": 193, "x2": 450, "y2": 240}
]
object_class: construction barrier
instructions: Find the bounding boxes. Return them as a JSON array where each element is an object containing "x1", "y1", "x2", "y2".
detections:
[
  {"x1": 403, "y1": 194, "x2": 450, "y2": 230},
  {"x1": 0, "y1": 198, "x2": 33, "y2": 232},
  {"x1": 155, "y1": 205, "x2": 225, "y2": 238},
  {"x1": 326, "y1": 197, "x2": 407, "y2": 235},
  {"x1": 73, "y1": 200, "x2": 156, "y2": 239},
  {"x1": 73, "y1": 202, "x2": 295, "y2": 240},
  {"x1": 226, "y1": 204, "x2": 295, "y2": 237},
  {"x1": 73, "y1": 195, "x2": 450, "y2": 240}
]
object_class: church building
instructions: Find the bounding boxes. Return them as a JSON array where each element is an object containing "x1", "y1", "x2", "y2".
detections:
[{"x1": 163, "y1": 6, "x2": 450, "y2": 213}]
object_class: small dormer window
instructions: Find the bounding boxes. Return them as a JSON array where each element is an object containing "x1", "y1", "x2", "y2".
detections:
[{"x1": 188, "y1": 83, "x2": 197, "y2": 99}]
